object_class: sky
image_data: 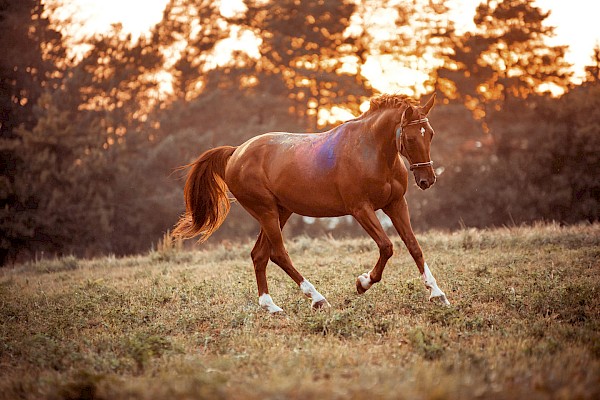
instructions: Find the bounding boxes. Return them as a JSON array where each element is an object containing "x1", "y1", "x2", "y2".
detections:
[{"x1": 53, "y1": 0, "x2": 600, "y2": 84}]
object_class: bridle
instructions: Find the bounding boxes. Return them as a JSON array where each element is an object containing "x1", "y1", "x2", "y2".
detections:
[{"x1": 395, "y1": 117, "x2": 434, "y2": 171}]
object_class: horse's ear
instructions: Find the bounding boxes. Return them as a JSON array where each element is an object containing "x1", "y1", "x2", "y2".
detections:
[
  {"x1": 421, "y1": 93, "x2": 436, "y2": 115},
  {"x1": 401, "y1": 106, "x2": 414, "y2": 126}
]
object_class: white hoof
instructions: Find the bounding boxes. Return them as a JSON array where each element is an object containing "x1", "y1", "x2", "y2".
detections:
[
  {"x1": 312, "y1": 298, "x2": 331, "y2": 310},
  {"x1": 429, "y1": 289, "x2": 451, "y2": 306},
  {"x1": 356, "y1": 272, "x2": 372, "y2": 294},
  {"x1": 300, "y1": 280, "x2": 330, "y2": 309},
  {"x1": 358, "y1": 273, "x2": 372, "y2": 289},
  {"x1": 422, "y1": 262, "x2": 450, "y2": 306},
  {"x1": 259, "y1": 293, "x2": 284, "y2": 314}
]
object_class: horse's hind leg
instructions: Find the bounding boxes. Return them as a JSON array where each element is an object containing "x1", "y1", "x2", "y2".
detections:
[
  {"x1": 248, "y1": 204, "x2": 330, "y2": 312},
  {"x1": 251, "y1": 208, "x2": 291, "y2": 313},
  {"x1": 383, "y1": 199, "x2": 450, "y2": 305}
]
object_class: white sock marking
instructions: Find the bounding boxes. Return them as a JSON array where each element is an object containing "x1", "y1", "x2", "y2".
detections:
[
  {"x1": 358, "y1": 272, "x2": 372, "y2": 290},
  {"x1": 421, "y1": 262, "x2": 450, "y2": 305},
  {"x1": 300, "y1": 279, "x2": 329, "y2": 307},
  {"x1": 258, "y1": 293, "x2": 284, "y2": 313}
]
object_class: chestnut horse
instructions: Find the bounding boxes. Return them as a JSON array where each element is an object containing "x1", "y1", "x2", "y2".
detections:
[{"x1": 173, "y1": 93, "x2": 450, "y2": 313}]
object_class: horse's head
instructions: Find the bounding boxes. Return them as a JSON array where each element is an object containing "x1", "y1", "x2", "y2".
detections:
[{"x1": 395, "y1": 93, "x2": 437, "y2": 190}]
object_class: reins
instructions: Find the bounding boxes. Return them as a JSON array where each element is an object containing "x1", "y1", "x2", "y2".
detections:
[{"x1": 395, "y1": 118, "x2": 434, "y2": 171}]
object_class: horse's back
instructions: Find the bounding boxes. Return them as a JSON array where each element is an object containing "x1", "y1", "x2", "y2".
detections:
[{"x1": 226, "y1": 131, "x2": 351, "y2": 217}]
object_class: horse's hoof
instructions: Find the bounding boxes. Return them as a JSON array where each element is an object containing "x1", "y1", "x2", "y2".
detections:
[
  {"x1": 263, "y1": 306, "x2": 285, "y2": 314},
  {"x1": 356, "y1": 279, "x2": 367, "y2": 294},
  {"x1": 259, "y1": 294, "x2": 284, "y2": 314},
  {"x1": 312, "y1": 298, "x2": 331, "y2": 310},
  {"x1": 429, "y1": 292, "x2": 451, "y2": 306},
  {"x1": 356, "y1": 272, "x2": 372, "y2": 294}
]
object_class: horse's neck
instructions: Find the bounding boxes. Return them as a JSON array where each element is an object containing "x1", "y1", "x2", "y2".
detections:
[{"x1": 359, "y1": 110, "x2": 398, "y2": 164}]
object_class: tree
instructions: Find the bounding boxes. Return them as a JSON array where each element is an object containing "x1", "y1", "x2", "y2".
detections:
[
  {"x1": 583, "y1": 44, "x2": 600, "y2": 85},
  {"x1": 359, "y1": 0, "x2": 456, "y2": 96},
  {"x1": 152, "y1": 0, "x2": 230, "y2": 102},
  {"x1": 0, "y1": 0, "x2": 65, "y2": 264},
  {"x1": 412, "y1": 86, "x2": 600, "y2": 229},
  {"x1": 239, "y1": 0, "x2": 372, "y2": 128},
  {"x1": 6, "y1": 89, "x2": 115, "y2": 258},
  {"x1": 436, "y1": 0, "x2": 572, "y2": 123},
  {"x1": 1, "y1": 16, "x2": 169, "y2": 261}
]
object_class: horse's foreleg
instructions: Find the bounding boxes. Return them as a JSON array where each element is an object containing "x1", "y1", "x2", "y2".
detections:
[
  {"x1": 383, "y1": 199, "x2": 450, "y2": 305},
  {"x1": 353, "y1": 205, "x2": 394, "y2": 294}
]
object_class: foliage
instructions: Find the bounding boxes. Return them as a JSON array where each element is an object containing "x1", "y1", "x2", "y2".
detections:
[
  {"x1": 153, "y1": 0, "x2": 230, "y2": 101},
  {"x1": 584, "y1": 44, "x2": 600, "y2": 84},
  {"x1": 239, "y1": 0, "x2": 373, "y2": 127},
  {"x1": 7, "y1": 91, "x2": 115, "y2": 256},
  {"x1": 436, "y1": 0, "x2": 572, "y2": 122},
  {"x1": 1, "y1": 0, "x2": 599, "y2": 264},
  {"x1": 410, "y1": 84, "x2": 600, "y2": 229},
  {"x1": 0, "y1": 225, "x2": 599, "y2": 399},
  {"x1": 0, "y1": 0, "x2": 66, "y2": 264}
]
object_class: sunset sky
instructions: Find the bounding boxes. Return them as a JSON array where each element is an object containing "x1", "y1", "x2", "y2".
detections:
[{"x1": 53, "y1": 0, "x2": 600, "y2": 85}]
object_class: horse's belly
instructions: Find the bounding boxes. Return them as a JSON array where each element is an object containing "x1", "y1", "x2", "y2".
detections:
[{"x1": 273, "y1": 184, "x2": 347, "y2": 217}]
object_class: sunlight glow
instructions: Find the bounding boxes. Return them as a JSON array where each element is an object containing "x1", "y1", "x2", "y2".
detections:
[
  {"x1": 362, "y1": 56, "x2": 432, "y2": 96},
  {"x1": 449, "y1": 0, "x2": 600, "y2": 83},
  {"x1": 49, "y1": 0, "x2": 166, "y2": 40},
  {"x1": 219, "y1": 0, "x2": 247, "y2": 18},
  {"x1": 51, "y1": 0, "x2": 600, "y2": 91},
  {"x1": 318, "y1": 103, "x2": 373, "y2": 126}
]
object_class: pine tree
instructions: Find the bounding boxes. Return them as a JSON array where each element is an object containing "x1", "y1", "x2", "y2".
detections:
[
  {"x1": 436, "y1": 0, "x2": 572, "y2": 121},
  {"x1": 240, "y1": 0, "x2": 372, "y2": 128},
  {"x1": 7, "y1": 90, "x2": 114, "y2": 257},
  {"x1": 584, "y1": 44, "x2": 600, "y2": 85},
  {"x1": 152, "y1": 0, "x2": 230, "y2": 101},
  {"x1": 0, "y1": 0, "x2": 65, "y2": 264}
]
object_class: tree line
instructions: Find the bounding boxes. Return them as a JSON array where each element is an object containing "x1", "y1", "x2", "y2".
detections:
[{"x1": 1, "y1": 0, "x2": 599, "y2": 265}]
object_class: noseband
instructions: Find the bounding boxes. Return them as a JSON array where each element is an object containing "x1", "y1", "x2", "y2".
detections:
[{"x1": 395, "y1": 118, "x2": 434, "y2": 171}]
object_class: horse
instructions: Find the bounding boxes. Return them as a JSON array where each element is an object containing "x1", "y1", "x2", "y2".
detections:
[{"x1": 173, "y1": 93, "x2": 450, "y2": 313}]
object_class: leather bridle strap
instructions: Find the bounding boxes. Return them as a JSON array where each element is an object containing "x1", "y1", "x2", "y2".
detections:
[
  {"x1": 395, "y1": 118, "x2": 434, "y2": 171},
  {"x1": 409, "y1": 161, "x2": 434, "y2": 170},
  {"x1": 406, "y1": 117, "x2": 429, "y2": 127}
]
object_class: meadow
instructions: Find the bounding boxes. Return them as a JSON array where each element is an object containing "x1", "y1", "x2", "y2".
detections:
[{"x1": 0, "y1": 223, "x2": 598, "y2": 399}]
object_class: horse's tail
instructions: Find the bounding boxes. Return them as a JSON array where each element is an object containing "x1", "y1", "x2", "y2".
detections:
[{"x1": 172, "y1": 146, "x2": 237, "y2": 242}]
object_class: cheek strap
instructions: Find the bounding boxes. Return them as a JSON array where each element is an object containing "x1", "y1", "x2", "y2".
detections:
[{"x1": 395, "y1": 126, "x2": 403, "y2": 153}]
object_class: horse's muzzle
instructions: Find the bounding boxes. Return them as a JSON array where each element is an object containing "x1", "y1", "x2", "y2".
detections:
[{"x1": 417, "y1": 175, "x2": 436, "y2": 190}]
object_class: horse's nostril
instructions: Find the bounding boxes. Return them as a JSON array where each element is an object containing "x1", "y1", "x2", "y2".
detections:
[{"x1": 419, "y1": 179, "x2": 429, "y2": 188}]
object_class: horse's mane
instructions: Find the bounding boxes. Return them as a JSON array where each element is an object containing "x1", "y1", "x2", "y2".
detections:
[{"x1": 362, "y1": 94, "x2": 418, "y2": 117}]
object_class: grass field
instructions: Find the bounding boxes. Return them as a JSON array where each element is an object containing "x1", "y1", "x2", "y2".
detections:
[{"x1": 1, "y1": 224, "x2": 599, "y2": 399}]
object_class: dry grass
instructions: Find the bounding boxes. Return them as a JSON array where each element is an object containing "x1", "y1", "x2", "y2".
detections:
[{"x1": 1, "y1": 223, "x2": 599, "y2": 399}]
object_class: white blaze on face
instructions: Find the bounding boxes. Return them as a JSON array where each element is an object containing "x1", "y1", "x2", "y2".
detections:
[
  {"x1": 421, "y1": 262, "x2": 450, "y2": 305},
  {"x1": 300, "y1": 279, "x2": 328, "y2": 307},
  {"x1": 258, "y1": 293, "x2": 283, "y2": 313}
]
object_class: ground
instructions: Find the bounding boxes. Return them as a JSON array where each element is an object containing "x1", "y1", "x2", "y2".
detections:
[{"x1": 0, "y1": 224, "x2": 598, "y2": 399}]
